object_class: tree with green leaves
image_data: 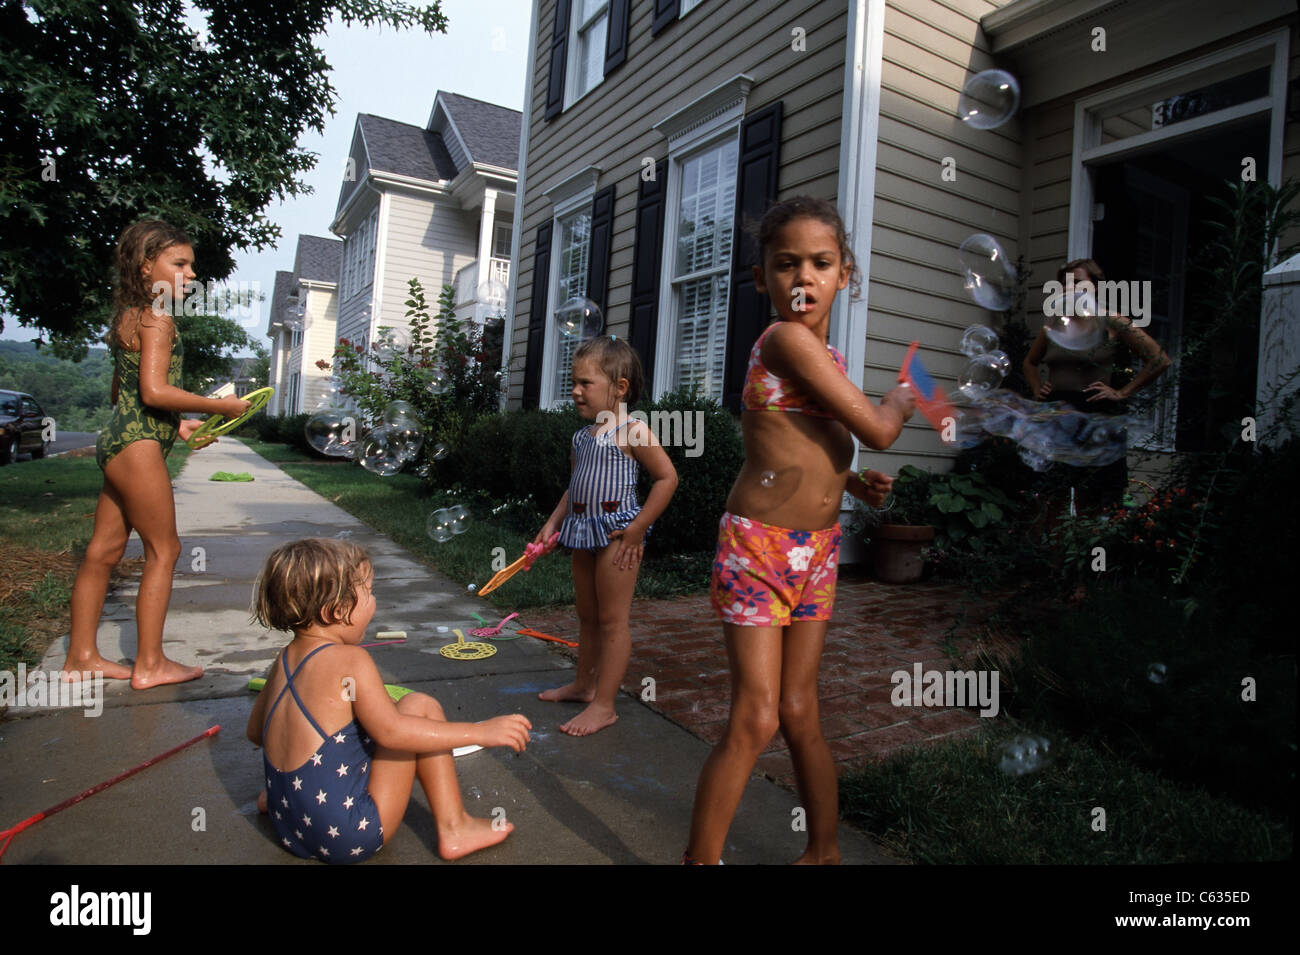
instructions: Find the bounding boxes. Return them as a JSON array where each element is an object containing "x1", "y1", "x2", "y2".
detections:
[{"x1": 0, "y1": 0, "x2": 448, "y2": 354}]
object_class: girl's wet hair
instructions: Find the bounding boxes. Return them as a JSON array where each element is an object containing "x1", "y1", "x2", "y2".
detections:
[
  {"x1": 751, "y1": 196, "x2": 863, "y2": 300},
  {"x1": 253, "y1": 538, "x2": 373, "y2": 633},
  {"x1": 573, "y1": 335, "x2": 645, "y2": 405},
  {"x1": 111, "y1": 219, "x2": 192, "y2": 344},
  {"x1": 1057, "y1": 258, "x2": 1105, "y2": 286}
]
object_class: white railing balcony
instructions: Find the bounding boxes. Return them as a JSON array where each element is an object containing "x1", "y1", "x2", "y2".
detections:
[{"x1": 453, "y1": 257, "x2": 511, "y2": 309}]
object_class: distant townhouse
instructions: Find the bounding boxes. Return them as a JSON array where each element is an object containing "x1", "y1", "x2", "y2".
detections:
[
  {"x1": 330, "y1": 92, "x2": 521, "y2": 357},
  {"x1": 506, "y1": 0, "x2": 1299, "y2": 474},
  {"x1": 266, "y1": 235, "x2": 342, "y2": 415}
]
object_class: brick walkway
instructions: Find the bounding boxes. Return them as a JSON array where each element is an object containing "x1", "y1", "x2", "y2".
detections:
[{"x1": 521, "y1": 569, "x2": 997, "y2": 788}]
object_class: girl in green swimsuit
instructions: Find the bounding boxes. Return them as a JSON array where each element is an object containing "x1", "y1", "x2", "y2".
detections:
[{"x1": 65, "y1": 220, "x2": 249, "y2": 690}]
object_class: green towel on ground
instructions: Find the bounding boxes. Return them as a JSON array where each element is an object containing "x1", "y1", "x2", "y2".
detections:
[{"x1": 209, "y1": 471, "x2": 254, "y2": 482}]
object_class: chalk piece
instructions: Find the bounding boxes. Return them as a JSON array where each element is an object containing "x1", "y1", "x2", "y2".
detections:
[
  {"x1": 452, "y1": 744, "x2": 483, "y2": 757},
  {"x1": 374, "y1": 631, "x2": 406, "y2": 640}
]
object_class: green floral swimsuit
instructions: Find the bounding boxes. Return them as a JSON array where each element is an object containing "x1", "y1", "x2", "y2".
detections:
[{"x1": 95, "y1": 331, "x2": 184, "y2": 470}]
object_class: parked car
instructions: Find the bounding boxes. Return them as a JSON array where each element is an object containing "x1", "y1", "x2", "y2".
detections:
[{"x1": 0, "y1": 389, "x2": 49, "y2": 464}]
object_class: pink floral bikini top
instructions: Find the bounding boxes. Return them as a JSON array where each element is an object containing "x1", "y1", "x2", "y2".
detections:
[{"x1": 741, "y1": 322, "x2": 849, "y2": 417}]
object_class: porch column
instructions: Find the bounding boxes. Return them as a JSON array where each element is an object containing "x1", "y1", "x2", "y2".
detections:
[{"x1": 478, "y1": 189, "x2": 498, "y2": 302}]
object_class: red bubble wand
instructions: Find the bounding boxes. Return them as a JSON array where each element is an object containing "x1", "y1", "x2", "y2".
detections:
[{"x1": 0, "y1": 725, "x2": 221, "y2": 861}]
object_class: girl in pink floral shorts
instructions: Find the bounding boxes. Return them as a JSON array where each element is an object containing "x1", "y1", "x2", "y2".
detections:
[{"x1": 685, "y1": 197, "x2": 916, "y2": 865}]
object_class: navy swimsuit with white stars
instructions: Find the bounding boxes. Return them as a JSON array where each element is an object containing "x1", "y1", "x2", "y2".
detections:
[{"x1": 262, "y1": 645, "x2": 385, "y2": 864}]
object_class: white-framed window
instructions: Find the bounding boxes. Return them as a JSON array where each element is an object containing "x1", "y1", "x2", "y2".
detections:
[
  {"x1": 667, "y1": 139, "x2": 738, "y2": 400},
  {"x1": 548, "y1": 210, "x2": 592, "y2": 404},
  {"x1": 493, "y1": 221, "x2": 513, "y2": 259},
  {"x1": 364, "y1": 208, "x2": 378, "y2": 291},
  {"x1": 567, "y1": 0, "x2": 609, "y2": 106},
  {"x1": 651, "y1": 75, "x2": 752, "y2": 401}
]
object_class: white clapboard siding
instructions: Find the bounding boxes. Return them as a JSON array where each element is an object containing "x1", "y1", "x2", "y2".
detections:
[{"x1": 378, "y1": 192, "x2": 477, "y2": 338}]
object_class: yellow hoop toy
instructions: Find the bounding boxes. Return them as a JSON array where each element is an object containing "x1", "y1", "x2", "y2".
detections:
[
  {"x1": 186, "y1": 386, "x2": 274, "y2": 448},
  {"x1": 438, "y1": 628, "x2": 497, "y2": 661}
]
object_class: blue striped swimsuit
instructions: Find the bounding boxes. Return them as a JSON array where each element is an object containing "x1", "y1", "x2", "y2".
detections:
[{"x1": 559, "y1": 421, "x2": 645, "y2": 550}]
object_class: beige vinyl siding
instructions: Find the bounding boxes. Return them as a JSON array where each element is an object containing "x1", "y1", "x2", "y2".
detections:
[
  {"x1": 511, "y1": 0, "x2": 849, "y2": 408},
  {"x1": 302, "y1": 287, "x2": 338, "y2": 411},
  {"x1": 866, "y1": 0, "x2": 1013, "y2": 471},
  {"x1": 378, "y1": 191, "x2": 476, "y2": 337}
]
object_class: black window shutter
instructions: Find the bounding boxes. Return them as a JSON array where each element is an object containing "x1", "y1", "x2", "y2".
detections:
[
  {"x1": 522, "y1": 222, "x2": 554, "y2": 409},
  {"x1": 585, "y1": 185, "x2": 616, "y2": 319},
  {"x1": 652, "y1": 0, "x2": 680, "y2": 36},
  {"x1": 722, "y1": 101, "x2": 783, "y2": 412},
  {"x1": 545, "y1": 0, "x2": 572, "y2": 121},
  {"x1": 605, "y1": 0, "x2": 631, "y2": 74},
  {"x1": 629, "y1": 168, "x2": 665, "y2": 386}
]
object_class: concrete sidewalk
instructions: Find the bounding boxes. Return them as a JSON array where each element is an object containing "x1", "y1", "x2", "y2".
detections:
[{"x1": 0, "y1": 438, "x2": 899, "y2": 865}]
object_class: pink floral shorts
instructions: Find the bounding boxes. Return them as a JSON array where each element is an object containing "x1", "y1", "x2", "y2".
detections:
[{"x1": 709, "y1": 512, "x2": 842, "y2": 627}]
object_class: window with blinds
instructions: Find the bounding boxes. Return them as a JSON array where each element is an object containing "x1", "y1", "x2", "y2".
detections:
[
  {"x1": 553, "y1": 211, "x2": 592, "y2": 402},
  {"x1": 672, "y1": 139, "x2": 738, "y2": 400},
  {"x1": 573, "y1": 0, "x2": 609, "y2": 101}
]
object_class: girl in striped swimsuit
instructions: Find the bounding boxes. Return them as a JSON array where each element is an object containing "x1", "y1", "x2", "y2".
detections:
[{"x1": 533, "y1": 337, "x2": 678, "y2": 737}]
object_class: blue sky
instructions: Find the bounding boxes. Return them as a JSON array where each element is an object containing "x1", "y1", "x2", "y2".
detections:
[{"x1": 3, "y1": 0, "x2": 533, "y2": 351}]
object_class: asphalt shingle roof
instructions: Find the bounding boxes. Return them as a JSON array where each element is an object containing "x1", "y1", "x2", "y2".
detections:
[
  {"x1": 437, "y1": 92, "x2": 521, "y2": 171},
  {"x1": 360, "y1": 113, "x2": 458, "y2": 181},
  {"x1": 293, "y1": 235, "x2": 342, "y2": 285},
  {"x1": 269, "y1": 270, "x2": 295, "y2": 330}
]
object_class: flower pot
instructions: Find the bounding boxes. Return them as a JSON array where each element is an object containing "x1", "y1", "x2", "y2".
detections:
[{"x1": 871, "y1": 524, "x2": 935, "y2": 584}]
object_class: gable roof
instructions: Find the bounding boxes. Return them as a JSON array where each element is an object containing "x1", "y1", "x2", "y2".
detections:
[
  {"x1": 293, "y1": 235, "x2": 342, "y2": 285},
  {"x1": 436, "y1": 92, "x2": 521, "y2": 171},
  {"x1": 269, "y1": 269, "x2": 295, "y2": 330},
  {"x1": 361, "y1": 113, "x2": 458, "y2": 181}
]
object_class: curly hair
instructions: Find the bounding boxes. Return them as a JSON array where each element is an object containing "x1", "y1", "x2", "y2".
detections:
[
  {"x1": 748, "y1": 196, "x2": 863, "y2": 301},
  {"x1": 252, "y1": 538, "x2": 373, "y2": 633},
  {"x1": 110, "y1": 219, "x2": 192, "y2": 345}
]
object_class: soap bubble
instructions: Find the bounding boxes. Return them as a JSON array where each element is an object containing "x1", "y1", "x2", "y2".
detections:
[
  {"x1": 382, "y1": 401, "x2": 418, "y2": 425},
  {"x1": 424, "y1": 367, "x2": 451, "y2": 396},
  {"x1": 414, "y1": 461, "x2": 432, "y2": 479},
  {"x1": 467, "y1": 583, "x2": 477, "y2": 593},
  {"x1": 998, "y1": 734, "x2": 1050, "y2": 776},
  {"x1": 1147, "y1": 662, "x2": 1167, "y2": 684},
  {"x1": 358, "y1": 426, "x2": 405, "y2": 476},
  {"x1": 376, "y1": 325, "x2": 412, "y2": 360},
  {"x1": 477, "y1": 279, "x2": 508, "y2": 316},
  {"x1": 946, "y1": 406, "x2": 988, "y2": 449},
  {"x1": 958, "y1": 234, "x2": 1017, "y2": 311},
  {"x1": 385, "y1": 415, "x2": 424, "y2": 462},
  {"x1": 448, "y1": 504, "x2": 470, "y2": 535},
  {"x1": 304, "y1": 410, "x2": 359, "y2": 458},
  {"x1": 760, "y1": 470, "x2": 776, "y2": 488},
  {"x1": 1017, "y1": 445, "x2": 1054, "y2": 472},
  {"x1": 555, "y1": 297, "x2": 603, "y2": 340},
  {"x1": 1044, "y1": 311, "x2": 1105, "y2": 352},
  {"x1": 957, "y1": 354, "x2": 1008, "y2": 401},
  {"x1": 983, "y1": 350, "x2": 1011, "y2": 376},
  {"x1": 960, "y1": 325, "x2": 1000, "y2": 357},
  {"x1": 316, "y1": 377, "x2": 348, "y2": 410},
  {"x1": 426, "y1": 508, "x2": 454, "y2": 543},
  {"x1": 959, "y1": 69, "x2": 1020, "y2": 130},
  {"x1": 432, "y1": 443, "x2": 449, "y2": 461}
]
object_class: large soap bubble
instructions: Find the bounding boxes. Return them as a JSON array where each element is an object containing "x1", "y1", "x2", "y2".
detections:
[
  {"x1": 386, "y1": 416, "x2": 424, "y2": 463},
  {"x1": 427, "y1": 508, "x2": 453, "y2": 543},
  {"x1": 358, "y1": 426, "x2": 405, "y2": 477},
  {"x1": 375, "y1": 325, "x2": 412, "y2": 360},
  {"x1": 304, "y1": 409, "x2": 358, "y2": 458},
  {"x1": 957, "y1": 353, "x2": 1009, "y2": 401},
  {"x1": 1043, "y1": 286, "x2": 1106, "y2": 351},
  {"x1": 555, "y1": 297, "x2": 603, "y2": 341},
  {"x1": 423, "y1": 366, "x2": 451, "y2": 397},
  {"x1": 448, "y1": 504, "x2": 470, "y2": 535},
  {"x1": 382, "y1": 401, "x2": 418, "y2": 425},
  {"x1": 959, "y1": 69, "x2": 1020, "y2": 130},
  {"x1": 958, "y1": 234, "x2": 1017, "y2": 311},
  {"x1": 477, "y1": 279, "x2": 508, "y2": 318},
  {"x1": 960, "y1": 325, "x2": 1000, "y2": 357}
]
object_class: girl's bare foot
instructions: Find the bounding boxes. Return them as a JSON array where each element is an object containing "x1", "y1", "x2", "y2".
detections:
[
  {"x1": 793, "y1": 848, "x2": 841, "y2": 865},
  {"x1": 436, "y1": 811, "x2": 513, "y2": 860},
  {"x1": 559, "y1": 702, "x2": 618, "y2": 737},
  {"x1": 538, "y1": 682, "x2": 594, "y2": 703},
  {"x1": 61, "y1": 655, "x2": 133, "y2": 681},
  {"x1": 131, "y1": 657, "x2": 204, "y2": 690}
]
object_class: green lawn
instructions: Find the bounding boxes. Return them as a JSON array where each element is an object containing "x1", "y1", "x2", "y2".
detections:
[
  {"x1": 0, "y1": 444, "x2": 192, "y2": 672},
  {"x1": 240, "y1": 438, "x2": 712, "y2": 609},
  {"x1": 840, "y1": 723, "x2": 1292, "y2": 863}
]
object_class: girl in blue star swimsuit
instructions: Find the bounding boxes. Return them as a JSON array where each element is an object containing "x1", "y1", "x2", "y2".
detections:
[
  {"x1": 533, "y1": 337, "x2": 678, "y2": 737},
  {"x1": 246, "y1": 538, "x2": 532, "y2": 863}
]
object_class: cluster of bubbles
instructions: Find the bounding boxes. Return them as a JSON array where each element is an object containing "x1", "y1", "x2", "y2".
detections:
[
  {"x1": 426, "y1": 504, "x2": 470, "y2": 543},
  {"x1": 947, "y1": 325, "x2": 1135, "y2": 473},
  {"x1": 997, "y1": 734, "x2": 1051, "y2": 777},
  {"x1": 555, "y1": 297, "x2": 604, "y2": 341},
  {"x1": 303, "y1": 396, "x2": 433, "y2": 478}
]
